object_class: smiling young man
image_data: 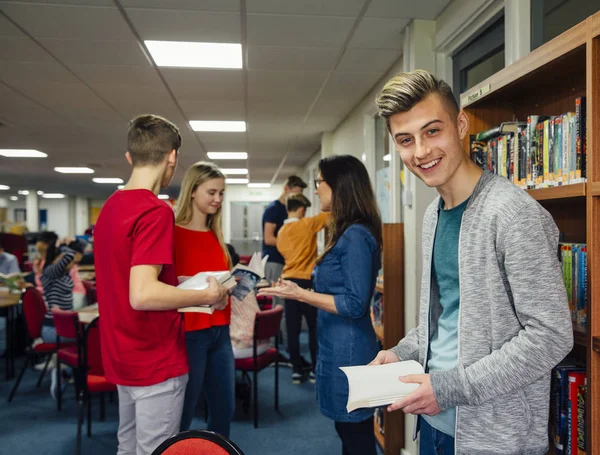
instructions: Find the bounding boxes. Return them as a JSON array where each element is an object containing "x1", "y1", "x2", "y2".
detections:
[{"x1": 370, "y1": 70, "x2": 573, "y2": 454}]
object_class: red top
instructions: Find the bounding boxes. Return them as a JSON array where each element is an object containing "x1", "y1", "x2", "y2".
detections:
[
  {"x1": 174, "y1": 226, "x2": 231, "y2": 331},
  {"x1": 94, "y1": 190, "x2": 188, "y2": 387}
]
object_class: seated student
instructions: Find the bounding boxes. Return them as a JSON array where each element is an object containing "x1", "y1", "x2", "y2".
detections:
[
  {"x1": 276, "y1": 193, "x2": 329, "y2": 383},
  {"x1": 61, "y1": 240, "x2": 88, "y2": 310},
  {"x1": 0, "y1": 240, "x2": 20, "y2": 275}
]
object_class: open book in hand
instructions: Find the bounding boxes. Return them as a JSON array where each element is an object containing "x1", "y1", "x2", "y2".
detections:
[
  {"x1": 340, "y1": 360, "x2": 425, "y2": 412},
  {"x1": 229, "y1": 252, "x2": 269, "y2": 300},
  {"x1": 176, "y1": 271, "x2": 236, "y2": 314},
  {"x1": 0, "y1": 272, "x2": 29, "y2": 292}
]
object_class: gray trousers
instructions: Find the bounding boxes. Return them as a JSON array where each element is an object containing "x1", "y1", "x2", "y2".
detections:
[
  {"x1": 117, "y1": 374, "x2": 188, "y2": 455},
  {"x1": 264, "y1": 261, "x2": 286, "y2": 345}
]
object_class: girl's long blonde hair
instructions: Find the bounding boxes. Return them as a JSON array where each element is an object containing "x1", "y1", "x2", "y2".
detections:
[{"x1": 175, "y1": 161, "x2": 231, "y2": 268}]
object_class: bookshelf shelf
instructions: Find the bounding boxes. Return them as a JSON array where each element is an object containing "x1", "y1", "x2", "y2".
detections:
[
  {"x1": 374, "y1": 420, "x2": 385, "y2": 450},
  {"x1": 376, "y1": 283, "x2": 385, "y2": 294},
  {"x1": 461, "y1": 15, "x2": 598, "y2": 453},
  {"x1": 526, "y1": 183, "x2": 586, "y2": 201}
]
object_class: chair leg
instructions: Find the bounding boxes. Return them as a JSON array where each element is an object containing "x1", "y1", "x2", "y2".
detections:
[
  {"x1": 76, "y1": 391, "x2": 84, "y2": 455},
  {"x1": 7, "y1": 355, "x2": 29, "y2": 402},
  {"x1": 87, "y1": 393, "x2": 92, "y2": 437},
  {"x1": 275, "y1": 360, "x2": 279, "y2": 412},
  {"x1": 99, "y1": 393, "x2": 105, "y2": 421},
  {"x1": 253, "y1": 369, "x2": 258, "y2": 428},
  {"x1": 57, "y1": 360, "x2": 62, "y2": 411},
  {"x1": 36, "y1": 354, "x2": 52, "y2": 388}
]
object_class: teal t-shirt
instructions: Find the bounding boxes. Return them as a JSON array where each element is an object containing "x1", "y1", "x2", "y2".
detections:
[{"x1": 423, "y1": 196, "x2": 469, "y2": 437}]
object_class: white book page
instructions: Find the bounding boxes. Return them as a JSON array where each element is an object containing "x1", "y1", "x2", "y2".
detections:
[
  {"x1": 176, "y1": 271, "x2": 230, "y2": 291},
  {"x1": 340, "y1": 360, "x2": 424, "y2": 412}
]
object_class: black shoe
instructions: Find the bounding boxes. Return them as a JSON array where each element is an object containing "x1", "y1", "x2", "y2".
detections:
[
  {"x1": 309, "y1": 371, "x2": 316, "y2": 384},
  {"x1": 276, "y1": 353, "x2": 293, "y2": 368},
  {"x1": 300, "y1": 356, "x2": 313, "y2": 372},
  {"x1": 292, "y1": 372, "x2": 303, "y2": 384}
]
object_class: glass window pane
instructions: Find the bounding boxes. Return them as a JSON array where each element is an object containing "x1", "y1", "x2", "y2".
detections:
[{"x1": 465, "y1": 48, "x2": 505, "y2": 90}]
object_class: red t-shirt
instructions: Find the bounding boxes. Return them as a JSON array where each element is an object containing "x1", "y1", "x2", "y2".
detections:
[
  {"x1": 174, "y1": 226, "x2": 231, "y2": 331},
  {"x1": 94, "y1": 190, "x2": 188, "y2": 387}
]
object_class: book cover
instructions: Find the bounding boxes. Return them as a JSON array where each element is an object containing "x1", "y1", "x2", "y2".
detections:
[
  {"x1": 568, "y1": 371, "x2": 586, "y2": 455},
  {"x1": 576, "y1": 246, "x2": 587, "y2": 332},
  {"x1": 554, "y1": 366, "x2": 585, "y2": 454},
  {"x1": 575, "y1": 97, "x2": 586, "y2": 182},
  {"x1": 554, "y1": 116, "x2": 563, "y2": 185},
  {"x1": 527, "y1": 116, "x2": 548, "y2": 188},
  {"x1": 577, "y1": 380, "x2": 586, "y2": 455}
]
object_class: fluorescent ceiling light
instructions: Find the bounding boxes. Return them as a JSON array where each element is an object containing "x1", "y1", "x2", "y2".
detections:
[
  {"x1": 226, "y1": 178, "x2": 249, "y2": 184},
  {"x1": 207, "y1": 152, "x2": 248, "y2": 160},
  {"x1": 17, "y1": 190, "x2": 29, "y2": 195},
  {"x1": 42, "y1": 193, "x2": 65, "y2": 199},
  {"x1": 221, "y1": 168, "x2": 248, "y2": 175},
  {"x1": 145, "y1": 40, "x2": 242, "y2": 69},
  {"x1": 117, "y1": 185, "x2": 125, "y2": 189},
  {"x1": 9, "y1": 196, "x2": 18, "y2": 201},
  {"x1": 0, "y1": 149, "x2": 47, "y2": 158},
  {"x1": 248, "y1": 183, "x2": 271, "y2": 188},
  {"x1": 158, "y1": 194, "x2": 170, "y2": 200},
  {"x1": 37, "y1": 191, "x2": 44, "y2": 195},
  {"x1": 383, "y1": 154, "x2": 391, "y2": 162},
  {"x1": 54, "y1": 167, "x2": 94, "y2": 174},
  {"x1": 0, "y1": 185, "x2": 9, "y2": 190},
  {"x1": 189, "y1": 121, "x2": 246, "y2": 132},
  {"x1": 93, "y1": 178, "x2": 124, "y2": 184}
]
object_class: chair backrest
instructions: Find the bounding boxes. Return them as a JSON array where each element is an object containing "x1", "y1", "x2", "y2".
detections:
[
  {"x1": 151, "y1": 430, "x2": 244, "y2": 455},
  {"x1": 254, "y1": 306, "x2": 283, "y2": 342},
  {"x1": 82, "y1": 280, "x2": 96, "y2": 304},
  {"x1": 51, "y1": 307, "x2": 80, "y2": 339},
  {"x1": 83, "y1": 317, "x2": 105, "y2": 376},
  {"x1": 21, "y1": 288, "x2": 46, "y2": 340}
]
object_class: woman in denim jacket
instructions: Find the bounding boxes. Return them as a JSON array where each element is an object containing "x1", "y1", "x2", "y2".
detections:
[{"x1": 259, "y1": 155, "x2": 382, "y2": 455}]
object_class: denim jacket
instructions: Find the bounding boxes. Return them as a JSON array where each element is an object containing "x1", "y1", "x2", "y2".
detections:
[{"x1": 312, "y1": 224, "x2": 380, "y2": 422}]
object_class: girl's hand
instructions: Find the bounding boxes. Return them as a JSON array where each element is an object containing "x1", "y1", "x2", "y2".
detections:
[{"x1": 257, "y1": 279, "x2": 302, "y2": 300}]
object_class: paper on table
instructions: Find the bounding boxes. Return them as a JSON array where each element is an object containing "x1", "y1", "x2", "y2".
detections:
[{"x1": 340, "y1": 360, "x2": 425, "y2": 412}]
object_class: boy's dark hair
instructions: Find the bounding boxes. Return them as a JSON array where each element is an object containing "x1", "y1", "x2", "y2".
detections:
[
  {"x1": 127, "y1": 114, "x2": 182, "y2": 166},
  {"x1": 68, "y1": 240, "x2": 85, "y2": 254},
  {"x1": 284, "y1": 175, "x2": 307, "y2": 190},
  {"x1": 286, "y1": 194, "x2": 312, "y2": 212}
]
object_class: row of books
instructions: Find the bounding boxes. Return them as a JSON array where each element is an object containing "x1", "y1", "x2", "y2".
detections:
[
  {"x1": 371, "y1": 291, "x2": 384, "y2": 327},
  {"x1": 374, "y1": 407, "x2": 384, "y2": 436},
  {"x1": 470, "y1": 97, "x2": 587, "y2": 189},
  {"x1": 560, "y1": 243, "x2": 587, "y2": 332},
  {"x1": 551, "y1": 363, "x2": 586, "y2": 455}
]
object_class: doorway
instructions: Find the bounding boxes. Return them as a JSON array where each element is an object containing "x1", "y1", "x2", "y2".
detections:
[{"x1": 229, "y1": 201, "x2": 269, "y2": 256}]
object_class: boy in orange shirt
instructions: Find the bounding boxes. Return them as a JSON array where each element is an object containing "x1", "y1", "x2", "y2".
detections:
[{"x1": 276, "y1": 194, "x2": 329, "y2": 383}]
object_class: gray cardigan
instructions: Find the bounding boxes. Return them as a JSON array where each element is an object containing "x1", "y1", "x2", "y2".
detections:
[{"x1": 391, "y1": 171, "x2": 573, "y2": 454}]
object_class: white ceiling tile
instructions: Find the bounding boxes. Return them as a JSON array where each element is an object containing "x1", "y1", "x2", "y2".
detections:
[
  {"x1": 246, "y1": 0, "x2": 364, "y2": 16},
  {"x1": 68, "y1": 64, "x2": 162, "y2": 85},
  {"x1": 2, "y1": 0, "x2": 113, "y2": 6},
  {"x1": 248, "y1": 45, "x2": 339, "y2": 71},
  {"x1": 199, "y1": 133, "x2": 246, "y2": 150},
  {"x1": 365, "y1": 0, "x2": 451, "y2": 20},
  {"x1": 336, "y1": 48, "x2": 400, "y2": 73},
  {"x1": 121, "y1": 0, "x2": 239, "y2": 11},
  {"x1": 127, "y1": 9, "x2": 240, "y2": 42},
  {"x1": 0, "y1": 36, "x2": 55, "y2": 62},
  {"x1": 348, "y1": 17, "x2": 409, "y2": 49},
  {"x1": 179, "y1": 100, "x2": 245, "y2": 120},
  {"x1": 0, "y1": 61, "x2": 79, "y2": 84},
  {"x1": 39, "y1": 38, "x2": 150, "y2": 66},
  {"x1": 0, "y1": 3, "x2": 133, "y2": 40},
  {"x1": 247, "y1": 14, "x2": 355, "y2": 47},
  {"x1": 0, "y1": 11, "x2": 24, "y2": 36},
  {"x1": 161, "y1": 68, "x2": 243, "y2": 103},
  {"x1": 247, "y1": 70, "x2": 327, "y2": 111}
]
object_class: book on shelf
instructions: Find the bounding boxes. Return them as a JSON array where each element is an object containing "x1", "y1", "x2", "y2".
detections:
[
  {"x1": 374, "y1": 407, "x2": 385, "y2": 435},
  {"x1": 340, "y1": 360, "x2": 424, "y2": 412},
  {"x1": 551, "y1": 364, "x2": 586, "y2": 455},
  {"x1": 559, "y1": 243, "x2": 587, "y2": 332},
  {"x1": 470, "y1": 97, "x2": 587, "y2": 190},
  {"x1": 177, "y1": 252, "x2": 269, "y2": 313},
  {"x1": 577, "y1": 380, "x2": 586, "y2": 455},
  {"x1": 568, "y1": 371, "x2": 586, "y2": 455}
]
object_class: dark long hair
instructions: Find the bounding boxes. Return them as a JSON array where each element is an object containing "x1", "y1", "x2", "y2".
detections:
[
  {"x1": 39, "y1": 231, "x2": 59, "y2": 270},
  {"x1": 316, "y1": 155, "x2": 383, "y2": 263}
]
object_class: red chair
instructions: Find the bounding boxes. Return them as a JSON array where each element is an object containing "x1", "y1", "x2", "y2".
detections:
[
  {"x1": 82, "y1": 280, "x2": 96, "y2": 305},
  {"x1": 255, "y1": 295, "x2": 273, "y2": 310},
  {"x1": 7, "y1": 288, "x2": 73, "y2": 401},
  {"x1": 234, "y1": 306, "x2": 283, "y2": 428},
  {"x1": 151, "y1": 430, "x2": 245, "y2": 455},
  {"x1": 76, "y1": 317, "x2": 116, "y2": 455},
  {"x1": 52, "y1": 307, "x2": 82, "y2": 411}
]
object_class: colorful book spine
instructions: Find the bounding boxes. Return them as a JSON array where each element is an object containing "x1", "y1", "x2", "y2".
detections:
[
  {"x1": 554, "y1": 116, "x2": 563, "y2": 185},
  {"x1": 575, "y1": 97, "x2": 586, "y2": 182},
  {"x1": 568, "y1": 372, "x2": 586, "y2": 455},
  {"x1": 577, "y1": 380, "x2": 586, "y2": 455}
]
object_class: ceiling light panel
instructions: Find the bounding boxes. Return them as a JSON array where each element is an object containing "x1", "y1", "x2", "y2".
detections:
[
  {"x1": 0, "y1": 149, "x2": 47, "y2": 158},
  {"x1": 225, "y1": 178, "x2": 249, "y2": 184},
  {"x1": 207, "y1": 152, "x2": 248, "y2": 160},
  {"x1": 189, "y1": 121, "x2": 246, "y2": 132},
  {"x1": 221, "y1": 168, "x2": 248, "y2": 175},
  {"x1": 0, "y1": 185, "x2": 9, "y2": 190},
  {"x1": 93, "y1": 178, "x2": 124, "y2": 184},
  {"x1": 54, "y1": 167, "x2": 95, "y2": 174},
  {"x1": 145, "y1": 41, "x2": 242, "y2": 69},
  {"x1": 41, "y1": 193, "x2": 65, "y2": 199},
  {"x1": 248, "y1": 183, "x2": 271, "y2": 188}
]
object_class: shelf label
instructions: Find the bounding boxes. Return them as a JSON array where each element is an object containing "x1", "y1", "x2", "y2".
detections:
[{"x1": 461, "y1": 84, "x2": 491, "y2": 107}]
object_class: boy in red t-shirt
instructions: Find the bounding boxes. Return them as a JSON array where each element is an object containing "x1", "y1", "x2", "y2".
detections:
[{"x1": 94, "y1": 114, "x2": 229, "y2": 455}]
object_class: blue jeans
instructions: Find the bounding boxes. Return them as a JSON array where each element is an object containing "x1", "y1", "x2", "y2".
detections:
[
  {"x1": 180, "y1": 325, "x2": 235, "y2": 437},
  {"x1": 420, "y1": 417, "x2": 455, "y2": 455}
]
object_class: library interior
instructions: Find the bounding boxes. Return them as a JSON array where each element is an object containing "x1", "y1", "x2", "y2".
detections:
[{"x1": 0, "y1": 1, "x2": 599, "y2": 454}]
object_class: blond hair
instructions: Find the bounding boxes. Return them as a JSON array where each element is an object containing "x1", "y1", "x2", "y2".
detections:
[
  {"x1": 375, "y1": 70, "x2": 458, "y2": 130},
  {"x1": 175, "y1": 161, "x2": 231, "y2": 268}
]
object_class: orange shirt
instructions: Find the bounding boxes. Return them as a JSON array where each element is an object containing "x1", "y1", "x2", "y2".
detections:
[
  {"x1": 174, "y1": 226, "x2": 230, "y2": 331},
  {"x1": 277, "y1": 212, "x2": 330, "y2": 280}
]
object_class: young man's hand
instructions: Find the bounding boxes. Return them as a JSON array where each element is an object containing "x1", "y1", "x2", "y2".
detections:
[
  {"x1": 387, "y1": 374, "x2": 441, "y2": 416},
  {"x1": 206, "y1": 276, "x2": 229, "y2": 310},
  {"x1": 368, "y1": 349, "x2": 400, "y2": 365}
]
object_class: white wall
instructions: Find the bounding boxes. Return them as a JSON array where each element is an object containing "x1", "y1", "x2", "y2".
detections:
[
  {"x1": 7, "y1": 197, "x2": 71, "y2": 238},
  {"x1": 222, "y1": 184, "x2": 284, "y2": 243}
]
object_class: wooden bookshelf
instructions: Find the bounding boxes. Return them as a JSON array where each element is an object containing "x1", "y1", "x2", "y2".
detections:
[
  {"x1": 461, "y1": 15, "x2": 598, "y2": 453},
  {"x1": 376, "y1": 283, "x2": 385, "y2": 294},
  {"x1": 371, "y1": 223, "x2": 405, "y2": 455}
]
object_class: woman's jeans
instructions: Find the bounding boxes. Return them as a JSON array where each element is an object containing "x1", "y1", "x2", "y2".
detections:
[{"x1": 179, "y1": 325, "x2": 235, "y2": 437}]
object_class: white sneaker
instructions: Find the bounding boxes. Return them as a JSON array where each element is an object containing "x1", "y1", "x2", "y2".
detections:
[
  {"x1": 50, "y1": 368, "x2": 58, "y2": 399},
  {"x1": 34, "y1": 355, "x2": 56, "y2": 371}
]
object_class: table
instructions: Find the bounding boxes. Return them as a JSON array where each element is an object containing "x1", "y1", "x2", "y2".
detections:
[
  {"x1": 77, "y1": 305, "x2": 99, "y2": 325},
  {"x1": 0, "y1": 291, "x2": 21, "y2": 380}
]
